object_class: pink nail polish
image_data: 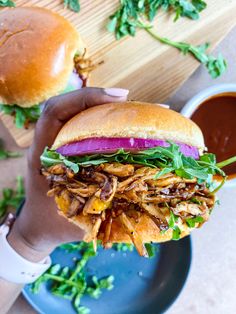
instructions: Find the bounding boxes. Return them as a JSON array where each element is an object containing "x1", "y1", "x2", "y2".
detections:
[{"x1": 104, "y1": 88, "x2": 129, "y2": 97}]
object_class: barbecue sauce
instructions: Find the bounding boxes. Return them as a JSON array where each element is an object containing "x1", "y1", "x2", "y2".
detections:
[{"x1": 191, "y1": 93, "x2": 236, "y2": 177}]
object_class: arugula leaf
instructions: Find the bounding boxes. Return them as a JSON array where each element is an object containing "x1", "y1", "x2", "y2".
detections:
[
  {"x1": 172, "y1": 225, "x2": 182, "y2": 240},
  {"x1": 32, "y1": 241, "x2": 114, "y2": 314},
  {"x1": 144, "y1": 29, "x2": 227, "y2": 79},
  {"x1": 167, "y1": 210, "x2": 182, "y2": 240},
  {"x1": 41, "y1": 142, "x2": 228, "y2": 184},
  {"x1": 0, "y1": 176, "x2": 25, "y2": 219},
  {"x1": 216, "y1": 156, "x2": 236, "y2": 169},
  {"x1": 190, "y1": 197, "x2": 202, "y2": 205},
  {"x1": 113, "y1": 243, "x2": 134, "y2": 252},
  {"x1": 168, "y1": 210, "x2": 178, "y2": 228},
  {"x1": 144, "y1": 243, "x2": 159, "y2": 258},
  {"x1": 64, "y1": 0, "x2": 80, "y2": 13},
  {"x1": 0, "y1": 138, "x2": 21, "y2": 160},
  {"x1": 0, "y1": 104, "x2": 41, "y2": 128},
  {"x1": 107, "y1": 0, "x2": 226, "y2": 79},
  {"x1": 77, "y1": 306, "x2": 90, "y2": 314},
  {"x1": 87, "y1": 275, "x2": 114, "y2": 299},
  {"x1": 186, "y1": 216, "x2": 204, "y2": 228},
  {"x1": 0, "y1": 0, "x2": 15, "y2": 7}
]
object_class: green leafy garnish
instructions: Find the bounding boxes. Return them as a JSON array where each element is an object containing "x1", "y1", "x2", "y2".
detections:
[
  {"x1": 31, "y1": 242, "x2": 114, "y2": 314},
  {"x1": 172, "y1": 225, "x2": 182, "y2": 240},
  {"x1": 216, "y1": 156, "x2": 236, "y2": 169},
  {"x1": 41, "y1": 143, "x2": 226, "y2": 182},
  {"x1": 0, "y1": 0, "x2": 15, "y2": 7},
  {"x1": 0, "y1": 138, "x2": 22, "y2": 160},
  {"x1": 0, "y1": 176, "x2": 25, "y2": 219},
  {"x1": 168, "y1": 210, "x2": 179, "y2": 228},
  {"x1": 144, "y1": 243, "x2": 159, "y2": 258},
  {"x1": 63, "y1": 0, "x2": 80, "y2": 13},
  {"x1": 113, "y1": 243, "x2": 134, "y2": 252},
  {"x1": 0, "y1": 104, "x2": 41, "y2": 129},
  {"x1": 144, "y1": 30, "x2": 227, "y2": 79},
  {"x1": 167, "y1": 210, "x2": 181, "y2": 240},
  {"x1": 186, "y1": 216, "x2": 204, "y2": 228},
  {"x1": 107, "y1": 0, "x2": 226, "y2": 78},
  {"x1": 190, "y1": 197, "x2": 202, "y2": 205}
]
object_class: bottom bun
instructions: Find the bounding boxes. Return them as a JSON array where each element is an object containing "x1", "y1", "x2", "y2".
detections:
[{"x1": 55, "y1": 195, "x2": 190, "y2": 244}]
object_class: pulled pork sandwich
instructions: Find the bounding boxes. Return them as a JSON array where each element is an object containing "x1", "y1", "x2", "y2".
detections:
[
  {"x1": 41, "y1": 102, "x2": 228, "y2": 257},
  {"x1": 0, "y1": 7, "x2": 92, "y2": 128}
]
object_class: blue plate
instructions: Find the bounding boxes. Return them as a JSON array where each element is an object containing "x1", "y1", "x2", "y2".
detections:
[{"x1": 23, "y1": 237, "x2": 191, "y2": 314}]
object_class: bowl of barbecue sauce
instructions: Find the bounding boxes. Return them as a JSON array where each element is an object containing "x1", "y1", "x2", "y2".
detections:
[{"x1": 181, "y1": 84, "x2": 236, "y2": 187}]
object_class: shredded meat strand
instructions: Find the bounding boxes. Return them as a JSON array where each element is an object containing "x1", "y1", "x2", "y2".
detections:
[{"x1": 43, "y1": 162, "x2": 215, "y2": 256}]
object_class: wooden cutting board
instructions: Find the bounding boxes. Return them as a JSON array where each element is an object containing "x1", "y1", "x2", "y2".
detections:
[{"x1": 1, "y1": 0, "x2": 236, "y2": 148}]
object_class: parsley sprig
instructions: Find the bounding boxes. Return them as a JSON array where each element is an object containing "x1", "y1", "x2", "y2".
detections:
[
  {"x1": 0, "y1": 138, "x2": 21, "y2": 160},
  {"x1": 0, "y1": 0, "x2": 15, "y2": 7},
  {"x1": 0, "y1": 104, "x2": 41, "y2": 129},
  {"x1": 107, "y1": 0, "x2": 227, "y2": 78},
  {"x1": 63, "y1": 0, "x2": 80, "y2": 13},
  {"x1": 0, "y1": 176, "x2": 25, "y2": 219},
  {"x1": 41, "y1": 143, "x2": 228, "y2": 184}
]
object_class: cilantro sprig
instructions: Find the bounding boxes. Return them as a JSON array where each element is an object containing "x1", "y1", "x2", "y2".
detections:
[
  {"x1": 0, "y1": 138, "x2": 21, "y2": 160},
  {"x1": 0, "y1": 176, "x2": 25, "y2": 219},
  {"x1": 0, "y1": 104, "x2": 41, "y2": 129},
  {"x1": 0, "y1": 0, "x2": 15, "y2": 7},
  {"x1": 41, "y1": 143, "x2": 227, "y2": 184},
  {"x1": 63, "y1": 0, "x2": 80, "y2": 13},
  {"x1": 107, "y1": 0, "x2": 226, "y2": 78}
]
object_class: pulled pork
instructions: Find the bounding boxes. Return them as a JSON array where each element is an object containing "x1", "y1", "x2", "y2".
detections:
[{"x1": 42, "y1": 162, "x2": 215, "y2": 256}]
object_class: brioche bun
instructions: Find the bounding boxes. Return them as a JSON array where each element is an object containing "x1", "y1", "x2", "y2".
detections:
[
  {"x1": 52, "y1": 101, "x2": 205, "y2": 151},
  {"x1": 0, "y1": 7, "x2": 85, "y2": 107},
  {"x1": 55, "y1": 194, "x2": 190, "y2": 244}
]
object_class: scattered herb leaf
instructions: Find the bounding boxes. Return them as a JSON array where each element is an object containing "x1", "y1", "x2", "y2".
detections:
[
  {"x1": 186, "y1": 216, "x2": 204, "y2": 228},
  {"x1": 0, "y1": 104, "x2": 41, "y2": 129},
  {"x1": 0, "y1": 176, "x2": 25, "y2": 219},
  {"x1": 113, "y1": 243, "x2": 134, "y2": 252},
  {"x1": 144, "y1": 243, "x2": 159, "y2": 258},
  {"x1": 0, "y1": 0, "x2": 15, "y2": 7},
  {"x1": 63, "y1": 0, "x2": 80, "y2": 13},
  {"x1": 107, "y1": 0, "x2": 226, "y2": 78},
  {"x1": 172, "y1": 225, "x2": 182, "y2": 240},
  {"x1": 31, "y1": 242, "x2": 114, "y2": 314},
  {"x1": 0, "y1": 138, "x2": 22, "y2": 160}
]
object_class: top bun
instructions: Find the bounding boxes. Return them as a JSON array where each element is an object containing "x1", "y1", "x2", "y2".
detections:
[
  {"x1": 0, "y1": 7, "x2": 85, "y2": 107},
  {"x1": 52, "y1": 101, "x2": 205, "y2": 150}
]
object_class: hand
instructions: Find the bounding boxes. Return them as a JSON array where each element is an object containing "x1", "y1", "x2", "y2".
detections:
[{"x1": 8, "y1": 87, "x2": 129, "y2": 261}]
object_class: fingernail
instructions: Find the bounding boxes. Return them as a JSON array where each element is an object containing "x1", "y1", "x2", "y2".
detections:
[
  {"x1": 104, "y1": 88, "x2": 129, "y2": 97},
  {"x1": 157, "y1": 104, "x2": 170, "y2": 109}
]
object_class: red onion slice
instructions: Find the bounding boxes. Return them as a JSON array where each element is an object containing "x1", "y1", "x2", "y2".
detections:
[{"x1": 56, "y1": 137, "x2": 199, "y2": 159}]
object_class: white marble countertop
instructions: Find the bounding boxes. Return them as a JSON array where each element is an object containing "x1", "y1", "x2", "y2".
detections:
[{"x1": 5, "y1": 27, "x2": 236, "y2": 314}]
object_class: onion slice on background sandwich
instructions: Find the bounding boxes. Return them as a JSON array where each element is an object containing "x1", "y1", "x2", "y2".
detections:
[
  {"x1": 0, "y1": 7, "x2": 92, "y2": 128},
  {"x1": 40, "y1": 102, "x2": 233, "y2": 257}
]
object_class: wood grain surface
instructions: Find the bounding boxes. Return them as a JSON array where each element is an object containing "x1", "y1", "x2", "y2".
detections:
[{"x1": 1, "y1": 0, "x2": 236, "y2": 147}]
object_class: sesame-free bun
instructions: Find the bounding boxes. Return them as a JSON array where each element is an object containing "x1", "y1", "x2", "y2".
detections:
[
  {"x1": 0, "y1": 7, "x2": 85, "y2": 107},
  {"x1": 52, "y1": 101, "x2": 205, "y2": 150}
]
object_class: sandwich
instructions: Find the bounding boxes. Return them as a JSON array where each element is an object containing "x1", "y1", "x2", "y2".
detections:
[
  {"x1": 40, "y1": 101, "x2": 229, "y2": 256},
  {"x1": 0, "y1": 7, "x2": 91, "y2": 128}
]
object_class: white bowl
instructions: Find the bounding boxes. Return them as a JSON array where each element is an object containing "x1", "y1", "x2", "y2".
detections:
[{"x1": 181, "y1": 83, "x2": 236, "y2": 188}]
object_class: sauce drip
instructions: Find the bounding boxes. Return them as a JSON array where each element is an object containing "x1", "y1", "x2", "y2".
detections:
[{"x1": 191, "y1": 93, "x2": 236, "y2": 176}]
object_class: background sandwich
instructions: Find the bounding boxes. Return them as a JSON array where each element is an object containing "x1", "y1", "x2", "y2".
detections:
[
  {"x1": 0, "y1": 7, "x2": 91, "y2": 128},
  {"x1": 41, "y1": 102, "x2": 230, "y2": 257}
]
